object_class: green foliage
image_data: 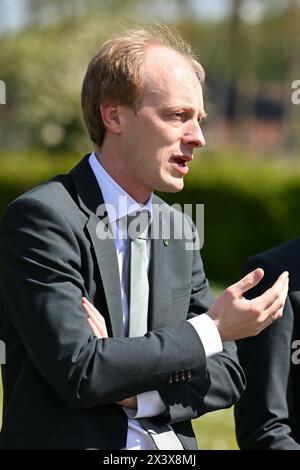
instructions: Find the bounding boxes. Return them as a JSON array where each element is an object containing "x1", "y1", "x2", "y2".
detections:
[
  {"x1": 1, "y1": 150, "x2": 300, "y2": 284},
  {"x1": 160, "y1": 151, "x2": 300, "y2": 283},
  {"x1": 1, "y1": 3, "x2": 300, "y2": 155},
  {"x1": 0, "y1": 151, "x2": 81, "y2": 215},
  {"x1": 0, "y1": 9, "x2": 133, "y2": 152},
  {"x1": 252, "y1": 11, "x2": 295, "y2": 81}
]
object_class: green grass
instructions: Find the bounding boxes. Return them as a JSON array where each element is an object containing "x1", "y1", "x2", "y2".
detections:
[{"x1": 193, "y1": 407, "x2": 238, "y2": 450}]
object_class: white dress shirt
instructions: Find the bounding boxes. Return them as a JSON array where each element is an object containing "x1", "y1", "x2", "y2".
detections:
[{"x1": 89, "y1": 152, "x2": 223, "y2": 450}]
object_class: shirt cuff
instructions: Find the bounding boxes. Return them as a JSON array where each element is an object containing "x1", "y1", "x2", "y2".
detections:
[
  {"x1": 123, "y1": 391, "x2": 166, "y2": 419},
  {"x1": 188, "y1": 313, "x2": 223, "y2": 357}
]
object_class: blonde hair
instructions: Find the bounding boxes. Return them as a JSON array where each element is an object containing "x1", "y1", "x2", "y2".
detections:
[{"x1": 81, "y1": 24, "x2": 205, "y2": 146}]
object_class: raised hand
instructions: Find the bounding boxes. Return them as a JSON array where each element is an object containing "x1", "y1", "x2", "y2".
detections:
[{"x1": 208, "y1": 268, "x2": 289, "y2": 342}]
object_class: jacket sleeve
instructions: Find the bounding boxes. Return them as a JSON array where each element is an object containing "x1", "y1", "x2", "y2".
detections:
[
  {"x1": 0, "y1": 197, "x2": 209, "y2": 409},
  {"x1": 234, "y1": 255, "x2": 300, "y2": 449},
  {"x1": 158, "y1": 226, "x2": 245, "y2": 424}
]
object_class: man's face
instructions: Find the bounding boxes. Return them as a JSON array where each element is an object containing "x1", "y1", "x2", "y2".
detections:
[{"x1": 117, "y1": 45, "x2": 206, "y2": 202}]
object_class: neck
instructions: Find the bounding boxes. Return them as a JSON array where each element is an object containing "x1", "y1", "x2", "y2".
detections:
[{"x1": 94, "y1": 147, "x2": 152, "y2": 205}]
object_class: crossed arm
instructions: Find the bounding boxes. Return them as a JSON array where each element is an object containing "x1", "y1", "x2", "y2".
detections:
[
  {"x1": 0, "y1": 197, "x2": 288, "y2": 417},
  {"x1": 82, "y1": 269, "x2": 289, "y2": 343},
  {"x1": 82, "y1": 297, "x2": 137, "y2": 409},
  {"x1": 82, "y1": 265, "x2": 289, "y2": 412}
]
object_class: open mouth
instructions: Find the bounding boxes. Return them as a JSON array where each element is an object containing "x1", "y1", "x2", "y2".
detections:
[
  {"x1": 169, "y1": 156, "x2": 191, "y2": 175},
  {"x1": 171, "y1": 156, "x2": 188, "y2": 167}
]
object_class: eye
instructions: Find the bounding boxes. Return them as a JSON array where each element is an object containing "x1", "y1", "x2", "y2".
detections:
[{"x1": 172, "y1": 112, "x2": 185, "y2": 120}]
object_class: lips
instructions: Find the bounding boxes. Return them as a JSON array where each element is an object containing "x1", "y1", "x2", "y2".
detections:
[{"x1": 170, "y1": 155, "x2": 192, "y2": 175}]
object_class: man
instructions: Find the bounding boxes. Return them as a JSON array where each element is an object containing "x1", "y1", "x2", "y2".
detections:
[
  {"x1": 235, "y1": 238, "x2": 300, "y2": 449},
  {"x1": 0, "y1": 25, "x2": 288, "y2": 450}
]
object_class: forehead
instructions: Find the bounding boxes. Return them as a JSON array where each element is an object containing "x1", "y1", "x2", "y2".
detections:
[{"x1": 142, "y1": 46, "x2": 203, "y2": 108}]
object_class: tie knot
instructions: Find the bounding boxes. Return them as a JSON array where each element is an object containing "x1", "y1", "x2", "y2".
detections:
[{"x1": 126, "y1": 210, "x2": 150, "y2": 240}]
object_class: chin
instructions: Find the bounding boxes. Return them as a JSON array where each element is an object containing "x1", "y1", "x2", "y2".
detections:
[{"x1": 159, "y1": 178, "x2": 184, "y2": 193}]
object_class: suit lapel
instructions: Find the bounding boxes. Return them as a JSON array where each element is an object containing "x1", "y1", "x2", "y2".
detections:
[
  {"x1": 70, "y1": 155, "x2": 123, "y2": 337},
  {"x1": 85, "y1": 215, "x2": 123, "y2": 337},
  {"x1": 70, "y1": 156, "x2": 174, "y2": 335}
]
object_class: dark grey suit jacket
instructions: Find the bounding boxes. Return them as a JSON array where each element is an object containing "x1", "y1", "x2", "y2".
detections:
[
  {"x1": 0, "y1": 154, "x2": 245, "y2": 449},
  {"x1": 235, "y1": 237, "x2": 300, "y2": 449}
]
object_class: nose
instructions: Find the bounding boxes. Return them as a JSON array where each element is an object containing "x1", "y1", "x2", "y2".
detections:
[{"x1": 181, "y1": 120, "x2": 206, "y2": 149}]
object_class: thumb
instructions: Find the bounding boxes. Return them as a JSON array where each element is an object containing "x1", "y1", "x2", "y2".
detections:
[{"x1": 232, "y1": 268, "x2": 264, "y2": 296}]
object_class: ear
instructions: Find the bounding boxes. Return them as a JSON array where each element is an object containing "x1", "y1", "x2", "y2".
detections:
[{"x1": 100, "y1": 103, "x2": 121, "y2": 135}]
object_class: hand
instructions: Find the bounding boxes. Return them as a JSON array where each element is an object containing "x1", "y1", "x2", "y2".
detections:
[
  {"x1": 82, "y1": 297, "x2": 108, "y2": 339},
  {"x1": 208, "y1": 268, "x2": 289, "y2": 342},
  {"x1": 82, "y1": 297, "x2": 137, "y2": 409},
  {"x1": 117, "y1": 396, "x2": 138, "y2": 408}
]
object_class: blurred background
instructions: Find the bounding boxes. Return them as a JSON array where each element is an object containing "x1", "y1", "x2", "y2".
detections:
[{"x1": 1, "y1": 0, "x2": 300, "y2": 449}]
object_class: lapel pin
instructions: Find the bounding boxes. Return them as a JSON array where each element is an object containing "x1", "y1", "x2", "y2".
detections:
[{"x1": 163, "y1": 239, "x2": 169, "y2": 246}]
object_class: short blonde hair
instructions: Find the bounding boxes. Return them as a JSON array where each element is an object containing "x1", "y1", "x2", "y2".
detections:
[{"x1": 81, "y1": 24, "x2": 205, "y2": 146}]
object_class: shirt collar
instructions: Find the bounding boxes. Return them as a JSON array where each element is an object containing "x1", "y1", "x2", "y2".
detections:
[{"x1": 89, "y1": 152, "x2": 153, "y2": 225}]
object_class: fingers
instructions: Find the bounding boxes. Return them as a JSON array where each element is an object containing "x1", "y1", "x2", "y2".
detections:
[
  {"x1": 265, "y1": 307, "x2": 284, "y2": 329},
  {"x1": 247, "y1": 272, "x2": 289, "y2": 334},
  {"x1": 211, "y1": 269, "x2": 289, "y2": 341},
  {"x1": 230, "y1": 268, "x2": 264, "y2": 296},
  {"x1": 82, "y1": 297, "x2": 103, "y2": 320},
  {"x1": 117, "y1": 396, "x2": 138, "y2": 408},
  {"x1": 260, "y1": 275, "x2": 289, "y2": 322},
  {"x1": 87, "y1": 317, "x2": 102, "y2": 339},
  {"x1": 263, "y1": 298, "x2": 285, "y2": 322},
  {"x1": 254, "y1": 271, "x2": 289, "y2": 313},
  {"x1": 82, "y1": 297, "x2": 108, "y2": 339}
]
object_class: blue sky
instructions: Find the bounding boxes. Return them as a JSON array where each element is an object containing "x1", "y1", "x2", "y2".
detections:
[{"x1": 1, "y1": 0, "x2": 27, "y2": 31}]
